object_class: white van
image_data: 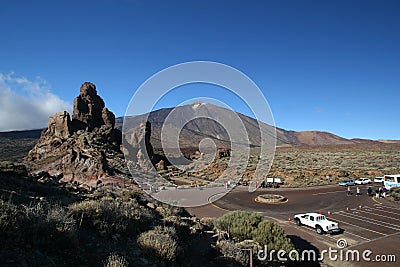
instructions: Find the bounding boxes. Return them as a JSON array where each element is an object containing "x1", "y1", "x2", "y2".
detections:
[{"x1": 383, "y1": 175, "x2": 400, "y2": 190}]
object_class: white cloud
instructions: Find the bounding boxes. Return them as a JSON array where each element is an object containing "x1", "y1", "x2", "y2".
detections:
[{"x1": 0, "y1": 73, "x2": 72, "y2": 132}]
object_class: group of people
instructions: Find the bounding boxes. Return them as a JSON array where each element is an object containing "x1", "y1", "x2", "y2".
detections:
[
  {"x1": 347, "y1": 186, "x2": 362, "y2": 196},
  {"x1": 375, "y1": 187, "x2": 387, "y2": 198},
  {"x1": 347, "y1": 186, "x2": 387, "y2": 198}
]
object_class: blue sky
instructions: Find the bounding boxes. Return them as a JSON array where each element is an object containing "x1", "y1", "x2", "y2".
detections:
[{"x1": 0, "y1": 0, "x2": 399, "y2": 140}]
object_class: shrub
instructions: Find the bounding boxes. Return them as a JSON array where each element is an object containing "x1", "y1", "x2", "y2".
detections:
[
  {"x1": 21, "y1": 203, "x2": 77, "y2": 250},
  {"x1": 215, "y1": 240, "x2": 249, "y2": 266},
  {"x1": 214, "y1": 211, "x2": 296, "y2": 263},
  {"x1": 200, "y1": 217, "x2": 215, "y2": 230},
  {"x1": 390, "y1": 188, "x2": 400, "y2": 201},
  {"x1": 156, "y1": 203, "x2": 188, "y2": 218},
  {"x1": 104, "y1": 253, "x2": 129, "y2": 267},
  {"x1": 213, "y1": 210, "x2": 264, "y2": 241},
  {"x1": 1, "y1": 200, "x2": 78, "y2": 251},
  {"x1": 252, "y1": 220, "x2": 295, "y2": 252},
  {"x1": 137, "y1": 226, "x2": 178, "y2": 262},
  {"x1": 69, "y1": 197, "x2": 156, "y2": 236},
  {"x1": 0, "y1": 200, "x2": 20, "y2": 239},
  {"x1": 163, "y1": 215, "x2": 191, "y2": 238}
]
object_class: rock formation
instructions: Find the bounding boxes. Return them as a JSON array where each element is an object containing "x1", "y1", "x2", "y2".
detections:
[
  {"x1": 71, "y1": 82, "x2": 107, "y2": 131},
  {"x1": 124, "y1": 121, "x2": 155, "y2": 171},
  {"x1": 25, "y1": 82, "x2": 128, "y2": 186}
]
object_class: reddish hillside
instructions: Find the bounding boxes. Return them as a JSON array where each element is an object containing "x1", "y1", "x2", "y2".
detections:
[{"x1": 289, "y1": 131, "x2": 355, "y2": 146}]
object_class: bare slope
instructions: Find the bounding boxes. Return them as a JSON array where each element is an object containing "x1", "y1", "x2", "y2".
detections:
[{"x1": 117, "y1": 103, "x2": 370, "y2": 148}]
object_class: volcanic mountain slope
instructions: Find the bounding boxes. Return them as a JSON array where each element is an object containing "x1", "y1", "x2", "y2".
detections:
[
  {"x1": 1, "y1": 103, "x2": 389, "y2": 161},
  {"x1": 116, "y1": 102, "x2": 364, "y2": 149}
]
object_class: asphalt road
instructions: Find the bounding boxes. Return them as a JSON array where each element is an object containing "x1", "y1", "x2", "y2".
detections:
[{"x1": 187, "y1": 184, "x2": 400, "y2": 267}]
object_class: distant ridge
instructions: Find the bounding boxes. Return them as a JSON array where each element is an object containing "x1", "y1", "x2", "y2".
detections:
[
  {"x1": 1, "y1": 103, "x2": 397, "y2": 152},
  {"x1": 0, "y1": 129, "x2": 42, "y2": 139},
  {"x1": 115, "y1": 103, "x2": 391, "y2": 148}
]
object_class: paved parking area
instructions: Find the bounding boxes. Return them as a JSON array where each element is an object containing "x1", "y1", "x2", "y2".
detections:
[
  {"x1": 188, "y1": 185, "x2": 400, "y2": 266},
  {"x1": 283, "y1": 202, "x2": 400, "y2": 266}
]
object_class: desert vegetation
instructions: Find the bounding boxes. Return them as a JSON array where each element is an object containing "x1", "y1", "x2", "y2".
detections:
[
  {"x1": 213, "y1": 210, "x2": 296, "y2": 266},
  {"x1": 156, "y1": 144, "x2": 400, "y2": 188},
  {"x1": 1, "y1": 163, "x2": 303, "y2": 266}
]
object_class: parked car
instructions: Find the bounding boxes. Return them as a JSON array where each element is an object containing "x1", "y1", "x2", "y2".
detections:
[
  {"x1": 339, "y1": 179, "x2": 355, "y2": 186},
  {"x1": 374, "y1": 177, "x2": 384, "y2": 183},
  {"x1": 355, "y1": 178, "x2": 372, "y2": 185},
  {"x1": 293, "y1": 213, "x2": 340, "y2": 234}
]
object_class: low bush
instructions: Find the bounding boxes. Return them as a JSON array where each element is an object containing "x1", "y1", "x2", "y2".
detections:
[
  {"x1": 69, "y1": 197, "x2": 156, "y2": 236},
  {"x1": 214, "y1": 210, "x2": 296, "y2": 263},
  {"x1": 252, "y1": 220, "x2": 295, "y2": 252},
  {"x1": 213, "y1": 210, "x2": 264, "y2": 241},
  {"x1": 0, "y1": 200, "x2": 20, "y2": 239},
  {"x1": 200, "y1": 216, "x2": 215, "y2": 230},
  {"x1": 1, "y1": 200, "x2": 77, "y2": 251},
  {"x1": 163, "y1": 215, "x2": 191, "y2": 238},
  {"x1": 137, "y1": 226, "x2": 178, "y2": 262},
  {"x1": 215, "y1": 240, "x2": 249, "y2": 266},
  {"x1": 390, "y1": 188, "x2": 400, "y2": 201},
  {"x1": 104, "y1": 253, "x2": 129, "y2": 267},
  {"x1": 21, "y1": 202, "x2": 77, "y2": 250},
  {"x1": 156, "y1": 203, "x2": 188, "y2": 218}
]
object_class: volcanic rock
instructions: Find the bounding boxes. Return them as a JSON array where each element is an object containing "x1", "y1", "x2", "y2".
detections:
[
  {"x1": 72, "y1": 82, "x2": 106, "y2": 131},
  {"x1": 47, "y1": 111, "x2": 72, "y2": 140},
  {"x1": 125, "y1": 121, "x2": 155, "y2": 171},
  {"x1": 25, "y1": 82, "x2": 128, "y2": 186}
]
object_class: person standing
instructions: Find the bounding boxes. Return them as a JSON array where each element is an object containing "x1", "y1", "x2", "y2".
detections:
[
  {"x1": 356, "y1": 187, "x2": 361, "y2": 196},
  {"x1": 382, "y1": 187, "x2": 387, "y2": 198},
  {"x1": 367, "y1": 187, "x2": 372, "y2": 196},
  {"x1": 375, "y1": 188, "x2": 380, "y2": 199},
  {"x1": 347, "y1": 186, "x2": 351, "y2": 196}
]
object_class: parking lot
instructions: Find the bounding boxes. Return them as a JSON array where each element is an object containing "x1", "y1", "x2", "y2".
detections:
[
  {"x1": 189, "y1": 185, "x2": 400, "y2": 266},
  {"x1": 284, "y1": 202, "x2": 400, "y2": 265}
]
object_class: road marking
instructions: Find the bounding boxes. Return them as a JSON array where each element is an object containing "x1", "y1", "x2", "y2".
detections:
[
  {"x1": 380, "y1": 205, "x2": 400, "y2": 212},
  {"x1": 365, "y1": 206, "x2": 400, "y2": 216},
  {"x1": 372, "y1": 196, "x2": 383, "y2": 205},
  {"x1": 347, "y1": 231, "x2": 400, "y2": 249},
  {"x1": 341, "y1": 230, "x2": 371, "y2": 241},
  {"x1": 344, "y1": 211, "x2": 400, "y2": 228},
  {"x1": 208, "y1": 193, "x2": 231, "y2": 212},
  {"x1": 336, "y1": 212, "x2": 400, "y2": 231},
  {"x1": 331, "y1": 215, "x2": 387, "y2": 236},
  {"x1": 312, "y1": 190, "x2": 346, "y2": 196},
  {"x1": 362, "y1": 209, "x2": 400, "y2": 222},
  {"x1": 288, "y1": 222, "x2": 338, "y2": 242}
]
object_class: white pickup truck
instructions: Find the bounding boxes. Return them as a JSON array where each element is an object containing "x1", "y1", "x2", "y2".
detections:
[{"x1": 293, "y1": 213, "x2": 340, "y2": 234}]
